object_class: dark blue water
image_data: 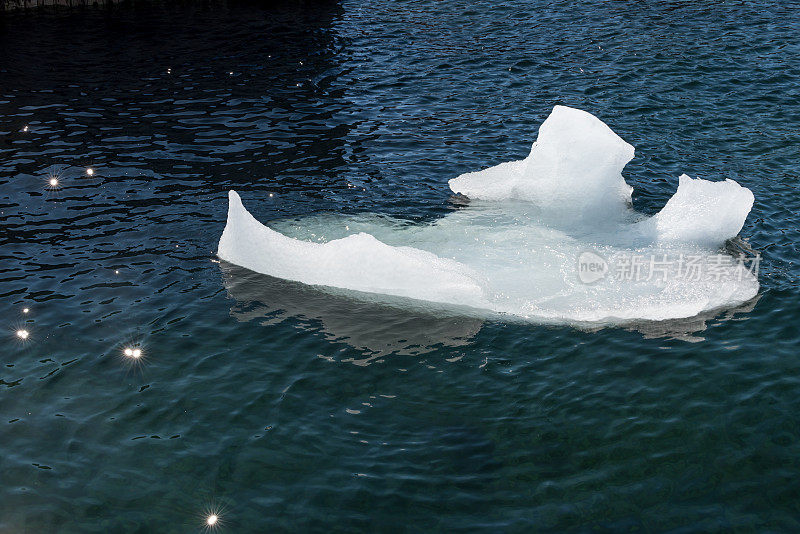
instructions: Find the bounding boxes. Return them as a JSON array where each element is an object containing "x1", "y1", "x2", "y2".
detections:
[{"x1": 2, "y1": 1, "x2": 800, "y2": 531}]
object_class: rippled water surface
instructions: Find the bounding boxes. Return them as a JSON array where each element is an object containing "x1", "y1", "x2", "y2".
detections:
[{"x1": 2, "y1": 1, "x2": 800, "y2": 531}]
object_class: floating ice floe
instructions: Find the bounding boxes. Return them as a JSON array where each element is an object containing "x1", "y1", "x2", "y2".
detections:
[{"x1": 218, "y1": 105, "x2": 758, "y2": 324}]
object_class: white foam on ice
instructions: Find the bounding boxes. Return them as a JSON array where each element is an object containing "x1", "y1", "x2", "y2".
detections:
[{"x1": 217, "y1": 106, "x2": 759, "y2": 324}]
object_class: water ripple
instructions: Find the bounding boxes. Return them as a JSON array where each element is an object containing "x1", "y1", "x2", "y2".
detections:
[{"x1": 2, "y1": 0, "x2": 800, "y2": 531}]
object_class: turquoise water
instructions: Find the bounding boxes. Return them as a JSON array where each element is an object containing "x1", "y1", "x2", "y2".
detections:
[{"x1": 2, "y1": 1, "x2": 800, "y2": 531}]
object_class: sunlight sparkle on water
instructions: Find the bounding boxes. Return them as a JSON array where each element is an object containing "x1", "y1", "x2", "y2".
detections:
[
  {"x1": 86, "y1": 168, "x2": 94, "y2": 176},
  {"x1": 123, "y1": 347, "x2": 142, "y2": 359},
  {"x1": 45, "y1": 166, "x2": 64, "y2": 190},
  {"x1": 22, "y1": 308, "x2": 29, "y2": 314},
  {"x1": 207, "y1": 514, "x2": 218, "y2": 527},
  {"x1": 16, "y1": 329, "x2": 29, "y2": 340}
]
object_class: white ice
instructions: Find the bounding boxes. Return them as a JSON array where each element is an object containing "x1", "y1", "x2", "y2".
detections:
[{"x1": 217, "y1": 105, "x2": 758, "y2": 325}]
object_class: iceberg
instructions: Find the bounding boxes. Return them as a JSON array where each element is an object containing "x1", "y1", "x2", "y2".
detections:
[
  {"x1": 448, "y1": 105, "x2": 635, "y2": 221},
  {"x1": 218, "y1": 190, "x2": 486, "y2": 308},
  {"x1": 639, "y1": 174, "x2": 754, "y2": 246},
  {"x1": 217, "y1": 106, "x2": 759, "y2": 325}
]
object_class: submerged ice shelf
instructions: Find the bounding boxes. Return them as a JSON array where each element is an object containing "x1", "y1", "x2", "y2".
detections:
[{"x1": 217, "y1": 106, "x2": 758, "y2": 324}]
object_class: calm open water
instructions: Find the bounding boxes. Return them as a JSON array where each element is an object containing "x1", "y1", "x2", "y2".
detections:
[{"x1": 2, "y1": 1, "x2": 800, "y2": 532}]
